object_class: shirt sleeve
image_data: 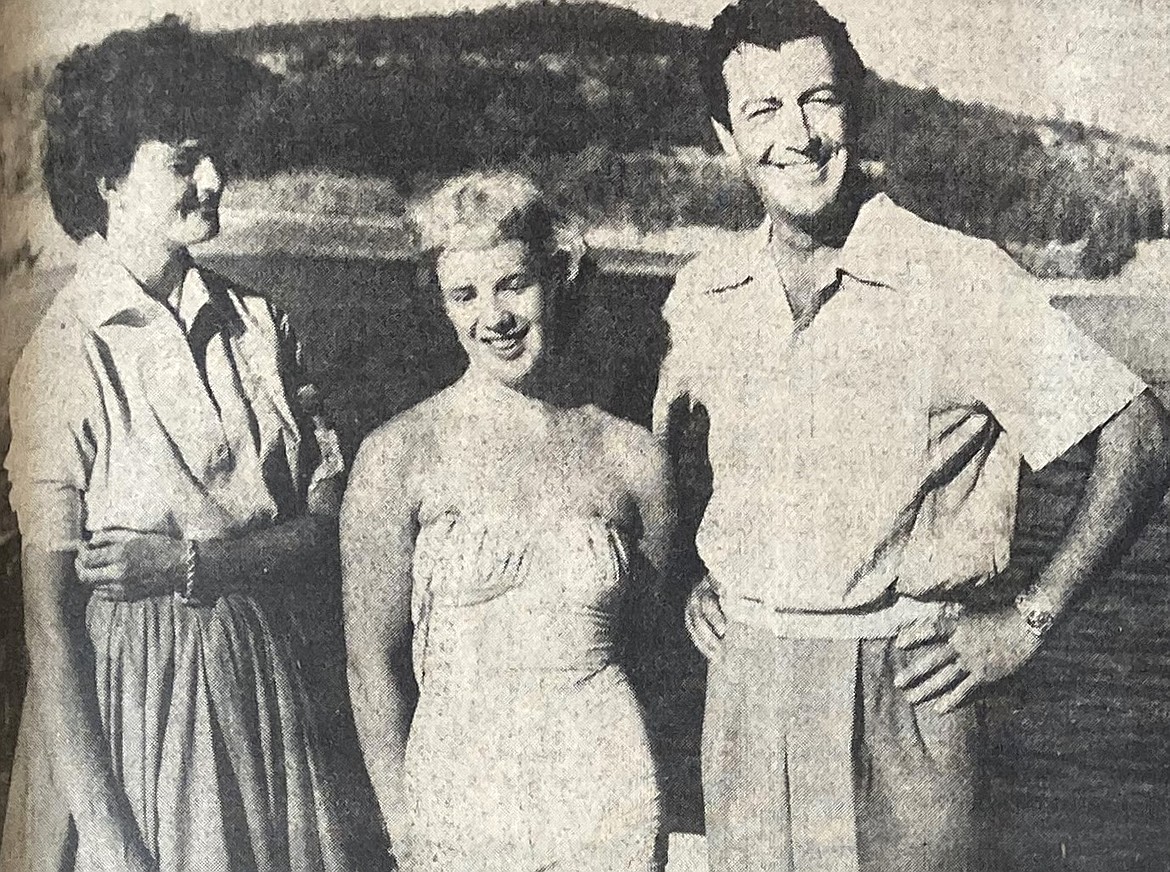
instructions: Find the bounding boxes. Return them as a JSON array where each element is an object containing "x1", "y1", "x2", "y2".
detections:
[
  {"x1": 939, "y1": 255, "x2": 1147, "y2": 471},
  {"x1": 652, "y1": 280, "x2": 703, "y2": 441},
  {"x1": 653, "y1": 282, "x2": 718, "y2": 566},
  {"x1": 4, "y1": 327, "x2": 97, "y2": 549}
]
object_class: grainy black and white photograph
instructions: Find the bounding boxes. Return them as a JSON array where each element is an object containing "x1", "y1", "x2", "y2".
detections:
[{"x1": 0, "y1": 0, "x2": 1168, "y2": 870}]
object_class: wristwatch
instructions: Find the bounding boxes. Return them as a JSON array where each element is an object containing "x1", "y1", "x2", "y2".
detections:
[{"x1": 1014, "y1": 589, "x2": 1056, "y2": 638}]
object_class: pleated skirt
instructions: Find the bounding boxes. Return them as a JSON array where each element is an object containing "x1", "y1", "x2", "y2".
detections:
[{"x1": 2, "y1": 591, "x2": 348, "y2": 872}]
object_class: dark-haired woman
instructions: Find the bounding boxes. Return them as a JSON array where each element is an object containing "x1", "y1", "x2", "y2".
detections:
[{"x1": 2, "y1": 20, "x2": 347, "y2": 872}]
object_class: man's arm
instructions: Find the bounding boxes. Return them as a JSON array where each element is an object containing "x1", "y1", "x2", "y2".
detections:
[
  {"x1": 1024, "y1": 390, "x2": 1170, "y2": 615},
  {"x1": 897, "y1": 390, "x2": 1170, "y2": 712},
  {"x1": 652, "y1": 305, "x2": 726, "y2": 661}
]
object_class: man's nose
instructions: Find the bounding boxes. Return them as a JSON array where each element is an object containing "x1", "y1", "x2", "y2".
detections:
[
  {"x1": 192, "y1": 156, "x2": 223, "y2": 196},
  {"x1": 774, "y1": 100, "x2": 813, "y2": 150}
]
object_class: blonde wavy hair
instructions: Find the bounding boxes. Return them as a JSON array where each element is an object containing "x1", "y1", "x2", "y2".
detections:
[{"x1": 408, "y1": 171, "x2": 588, "y2": 282}]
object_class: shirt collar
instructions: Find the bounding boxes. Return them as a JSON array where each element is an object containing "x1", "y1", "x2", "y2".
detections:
[
  {"x1": 170, "y1": 267, "x2": 218, "y2": 332},
  {"x1": 63, "y1": 236, "x2": 235, "y2": 330},
  {"x1": 701, "y1": 193, "x2": 907, "y2": 296}
]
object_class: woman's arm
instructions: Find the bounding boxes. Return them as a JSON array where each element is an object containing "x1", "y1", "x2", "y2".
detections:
[
  {"x1": 6, "y1": 333, "x2": 152, "y2": 870},
  {"x1": 23, "y1": 546, "x2": 155, "y2": 872},
  {"x1": 621, "y1": 425, "x2": 678, "y2": 650},
  {"x1": 198, "y1": 513, "x2": 338, "y2": 600},
  {"x1": 76, "y1": 301, "x2": 344, "y2": 603},
  {"x1": 339, "y1": 430, "x2": 420, "y2": 861},
  {"x1": 74, "y1": 512, "x2": 337, "y2": 602}
]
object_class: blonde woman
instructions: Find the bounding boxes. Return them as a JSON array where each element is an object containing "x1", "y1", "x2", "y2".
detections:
[{"x1": 341, "y1": 172, "x2": 674, "y2": 872}]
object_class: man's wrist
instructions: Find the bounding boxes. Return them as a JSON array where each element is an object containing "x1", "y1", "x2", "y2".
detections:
[{"x1": 1013, "y1": 585, "x2": 1060, "y2": 638}]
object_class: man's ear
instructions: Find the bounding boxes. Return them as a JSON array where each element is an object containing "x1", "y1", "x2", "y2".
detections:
[
  {"x1": 711, "y1": 118, "x2": 740, "y2": 163},
  {"x1": 96, "y1": 175, "x2": 117, "y2": 205}
]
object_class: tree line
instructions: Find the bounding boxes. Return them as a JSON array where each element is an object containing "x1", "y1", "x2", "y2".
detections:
[{"x1": 2, "y1": 2, "x2": 1166, "y2": 279}]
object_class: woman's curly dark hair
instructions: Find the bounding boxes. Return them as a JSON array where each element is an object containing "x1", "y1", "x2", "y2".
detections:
[{"x1": 43, "y1": 15, "x2": 273, "y2": 240}]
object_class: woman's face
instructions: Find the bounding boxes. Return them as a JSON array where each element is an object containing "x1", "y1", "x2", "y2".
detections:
[
  {"x1": 436, "y1": 240, "x2": 553, "y2": 387},
  {"x1": 104, "y1": 138, "x2": 224, "y2": 248}
]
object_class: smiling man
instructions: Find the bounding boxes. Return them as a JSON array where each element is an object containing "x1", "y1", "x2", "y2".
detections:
[{"x1": 652, "y1": 1, "x2": 1170, "y2": 871}]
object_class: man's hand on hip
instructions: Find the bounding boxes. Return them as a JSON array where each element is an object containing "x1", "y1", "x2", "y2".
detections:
[{"x1": 893, "y1": 604, "x2": 1042, "y2": 714}]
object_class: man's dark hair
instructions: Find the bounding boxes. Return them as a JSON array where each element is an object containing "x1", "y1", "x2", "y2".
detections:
[
  {"x1": 701, "y1": 0, "x2": 866, "y2": 131},
  {"x1": 43, "y1": 16, "x2": 273, "y2": 240}
]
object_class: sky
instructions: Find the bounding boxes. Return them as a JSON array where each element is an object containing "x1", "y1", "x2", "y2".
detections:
[{"x1": 2, "y1": 0, "x2": 1167, "y2": 143}]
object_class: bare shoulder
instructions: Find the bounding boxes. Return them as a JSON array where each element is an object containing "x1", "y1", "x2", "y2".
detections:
[
  {"x1": 586, "y1": 406, "x2": 670, "y2": 493},
  {"x1": 352, "y1": 391, "x2": 451, "y2": 488}
]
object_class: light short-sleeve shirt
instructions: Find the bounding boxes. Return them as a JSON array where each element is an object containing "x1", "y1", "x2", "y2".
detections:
[
  {"x1": 653, "y1": 194, "x2": 1146, "y2": 613},
  {"x1": 5, "y1": 236, "x2": 343, "y2": 550}
]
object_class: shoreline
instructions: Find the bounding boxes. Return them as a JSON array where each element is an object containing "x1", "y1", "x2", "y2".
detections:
[
  {"x1": 12, "y1": 193, "x2": 1170, "y2": 290},
  {"x1": 203, "y1": 207, "x2": 1170, "y2": 293}
]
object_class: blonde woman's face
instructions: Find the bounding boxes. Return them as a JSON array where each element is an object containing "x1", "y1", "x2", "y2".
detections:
[{"x1": 436, "y1": 241, "x2": 550, "y2": 386}]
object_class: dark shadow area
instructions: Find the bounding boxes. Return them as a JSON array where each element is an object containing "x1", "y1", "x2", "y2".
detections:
[
  {"x1": 574, "y1": 270, "x2": 712, "y2": 836},
  {"x1": 985, "y1": 441, "x2": 1170, "y2": 872},
  {"x1": 205, "y1": 252, "x2": 466, "y2": 460}
]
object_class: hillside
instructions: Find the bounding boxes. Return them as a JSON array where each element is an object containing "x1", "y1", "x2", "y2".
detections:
[
  {"x1": 206, "y1": 3, "x2": 1165, "y2": 269},
  {"x1": 2, "y1": 2, "x2": 1167, "y2": 278}
]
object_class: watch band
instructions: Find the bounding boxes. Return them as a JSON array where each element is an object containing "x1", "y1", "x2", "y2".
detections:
[{"x1": 1014, "y1": 589, "x2": 1055, "y2": 638}]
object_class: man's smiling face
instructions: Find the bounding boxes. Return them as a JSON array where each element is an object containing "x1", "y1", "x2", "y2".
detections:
[{"x1": 717, "y1": 37, "x2": 851, "y2": 225}]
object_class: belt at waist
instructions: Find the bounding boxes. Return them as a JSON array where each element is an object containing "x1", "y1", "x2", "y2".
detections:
[{"x1": 720, "y1": 594, "x2": 947, "y2": 640}]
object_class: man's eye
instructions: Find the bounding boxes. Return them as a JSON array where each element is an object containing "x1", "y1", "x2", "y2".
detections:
[
  {"x1": 448, "y1": 288, "x2": 475, "y2": 303},
  {"x1": 805, "y1": 92, "x2": 843, "y2": 107},
  {"x1": 500, "y1": 278, "x2": 534, "y2": 293},
  {"x1": 746, "y1": 105, "x2": 777, "y2": 119}
]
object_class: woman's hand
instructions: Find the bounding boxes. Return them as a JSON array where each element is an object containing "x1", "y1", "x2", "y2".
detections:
[
  {"x1": 894, "y1": 603, "x2": 1043, "y2": 714},
  {"x1": 685, "y1": 574, "x2": 727, "y2": 661},
  {"x1": 75, "y1": 531, "x2": 186, "y2": 601}
]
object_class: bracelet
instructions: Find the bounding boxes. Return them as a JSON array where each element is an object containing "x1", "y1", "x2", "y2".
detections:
[{"x1": 176, "y1": 539, "x2": 199, "y2": 604}]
